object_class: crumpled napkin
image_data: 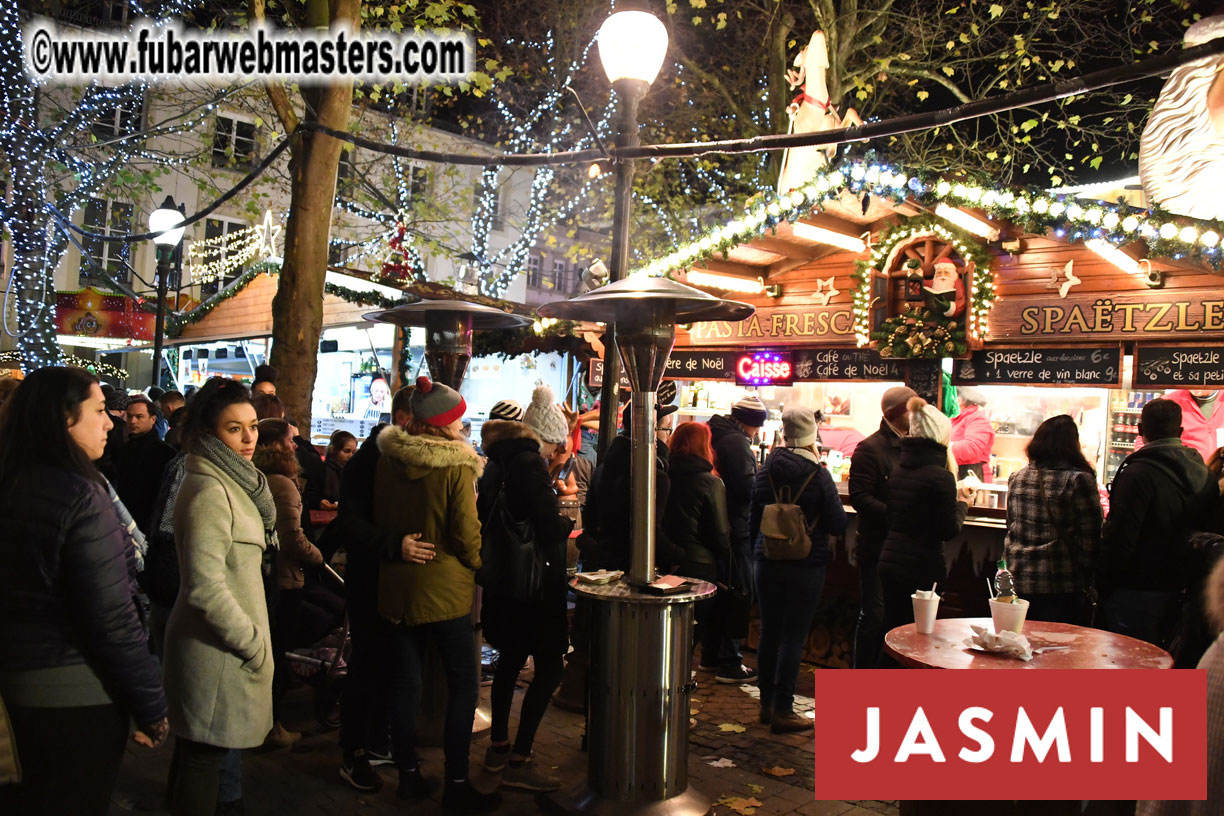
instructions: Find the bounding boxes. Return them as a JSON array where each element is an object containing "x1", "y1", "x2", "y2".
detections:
[{"x1": 963, "y1": 624, "x2": 1033, "y2": 661}]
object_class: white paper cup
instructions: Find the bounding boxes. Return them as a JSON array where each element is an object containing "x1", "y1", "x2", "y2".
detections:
[
  {"x1": 989, "y1": 598, "x2": 1030, "y2": 634},
  {"x1": 911, "y1": 594, "x2": 941, "y2": 634}
]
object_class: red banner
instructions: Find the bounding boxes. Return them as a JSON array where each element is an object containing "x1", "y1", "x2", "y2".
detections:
[
  {"x1": 811, "y1": 670, "x2": 1206, "y2": 801},
  {"x1": 55, "y1": 287, "x2": 154, "y2": 341}
]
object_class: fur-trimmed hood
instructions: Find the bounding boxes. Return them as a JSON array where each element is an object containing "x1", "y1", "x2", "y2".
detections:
[
  {"x1": 377, "y1": 426, "x2": 483, "y2": 480},
  {"x1": 478, "y1": 419, "x2": 539, "y2": 450}
]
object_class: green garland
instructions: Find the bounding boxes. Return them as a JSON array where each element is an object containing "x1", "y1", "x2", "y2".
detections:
[
  {"x1": 633, "y1": 150, "x2": 1224, "y2": 278},
  {"x1": 471, "y1": 322, "x2": 595, "y2": 360},
  {"x1": 873, "y1": 305, "x2": 966, "y2": 359},
  {"x1": 165, "y1": 263, "x2": 412, "y2": 338},
  {"x1": 0, "y1": 350, "x2": 129, "y2": 380}
]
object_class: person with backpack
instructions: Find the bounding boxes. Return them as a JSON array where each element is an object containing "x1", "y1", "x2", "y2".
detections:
[
  {"x1": 475, "y1": 386, "x2": 573, "y2": 793},
  {"x1": 878, "y1": 397, "x2": 973, "y2": 659},
  {"x1": 748, "y1": 406, "x2": 846, "y2": 733}
]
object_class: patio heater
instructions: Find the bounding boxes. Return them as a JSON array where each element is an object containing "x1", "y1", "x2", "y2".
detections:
[
  {"x1": 364, "y1": 298, "x2": 529, "y2": 741},
  {"x1": 538, "y1": 276, "x2": 754, "y2": 816}
]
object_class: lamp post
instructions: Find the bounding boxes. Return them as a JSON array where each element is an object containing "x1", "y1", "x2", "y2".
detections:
[
  {"x1": 593, "y1": 6, "x2": 669, "y2": 463},
  {"x1": 148, "y1": 195, "x2": 185, "y2": 389}
]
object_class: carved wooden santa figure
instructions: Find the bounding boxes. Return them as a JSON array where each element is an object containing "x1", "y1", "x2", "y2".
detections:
[
  {"x1": 1139, "y1": 14, "x2": 1224, "y2": 219},
  {"x1": 923, "y1": 261, "x2": 966, "y2": 319}
]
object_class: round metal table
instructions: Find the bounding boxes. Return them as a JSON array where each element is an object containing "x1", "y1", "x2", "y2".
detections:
[{"x1": 883, "y1": 617, "x2": 1174, "y2": 670}]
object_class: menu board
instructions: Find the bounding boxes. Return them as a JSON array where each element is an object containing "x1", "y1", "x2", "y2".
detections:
[
  {"x1": 952, "y1": 346, "x2": 1122, "y2": 386},
  {"x1": 586, "y1": 358, "x2": 631, "y2": 389},
  {"x1": 906, "y1": 359, "x2": 943, "y2": 408},
  {"x1": 663, "y1": 350, "x2": 738, "y2": 380},
  {"x1": 663, "y1": 347, "x2": 932, "y2": 384},
  {"x1": 1134, "y1": 345, "x2": 1224, "y2": 388}
]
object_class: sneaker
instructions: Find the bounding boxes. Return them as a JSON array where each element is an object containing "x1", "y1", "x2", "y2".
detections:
[
  {"x1": 366, "y1": 748, "x2": 394, "y2": 767},
  {"x1": 770, "y1": 712, "x2": 813, "y2": 734},
  {"x1": 501, "y1": 759, "x2": 560, "y2": 792},
  {"x1": 442, "y1": 779, "x2": 502, "y2": 814},
  {"x1": 483, "y1": 744, "x2": 510, "y2": 773},
  {"x1": 397, "y1": 766, "x2": 440, "y2": 800},
  {"x1": 715, "y1": 665, "x2": 758, "y2": 684},
  {"x1": 339, "y1": 752, "x2": 382, "y2": 792},
  {"x1": 696, "y1": 662, "x2": 718, "y2": 672}
]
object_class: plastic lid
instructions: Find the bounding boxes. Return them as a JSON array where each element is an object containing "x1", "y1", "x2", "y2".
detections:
[{"x1": 997, "y1": 559, "x2": 1008, "y2": 569}]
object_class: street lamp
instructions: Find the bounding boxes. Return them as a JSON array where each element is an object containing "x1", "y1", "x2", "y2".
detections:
[
  {"x1": 593, "y1": 6, "x2": 669, "y2": 463},
  {"x1": 148, "y1": 195, "x2": 185, "y2": 388}
]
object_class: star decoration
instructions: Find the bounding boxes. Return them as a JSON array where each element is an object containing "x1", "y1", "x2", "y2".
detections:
[
  {"x1": 812, "y1": 276, "x2": 839, "y2": 306},
  {"x1": 253, "y1": 209, "x2": 282, "y2": 259},
  {"x1": 1049, "y1": 260, "x2": 1080, "y2": 299}
]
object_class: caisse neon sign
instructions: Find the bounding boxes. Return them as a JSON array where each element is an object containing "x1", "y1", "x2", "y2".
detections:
[{"x1": 735, "y1": 351, "x2": 794, "y2": 386}]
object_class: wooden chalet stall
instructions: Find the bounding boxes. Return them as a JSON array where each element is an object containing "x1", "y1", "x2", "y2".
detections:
[{"x1": 638, "y1": 157, "x2": 1224, "y2": 667}]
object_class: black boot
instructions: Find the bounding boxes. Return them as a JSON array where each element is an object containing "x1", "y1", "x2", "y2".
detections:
[{"x1": 396, "y1": 765, "x2": 439, "y2": 800}]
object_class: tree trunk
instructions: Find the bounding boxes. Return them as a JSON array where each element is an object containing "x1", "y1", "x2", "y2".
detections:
[{"x1": 267, "y1": 0, "x2": 358, "y2": 429}]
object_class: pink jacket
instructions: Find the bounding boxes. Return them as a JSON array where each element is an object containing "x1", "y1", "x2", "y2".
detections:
[
  {"x1": 951, "y1": 405, "x2": 995, "y2": 479},
  {"x1": 1163, "y1": 389, "x2": 1224, "y2": 464}
]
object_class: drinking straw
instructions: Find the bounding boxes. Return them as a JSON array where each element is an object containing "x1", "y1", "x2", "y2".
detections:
[
  {"x1": 930, "y1": 581, "x2": 938, "y2": 595},
  {"x1": 986, "y1": 578, "x2": 996, "y2": 600}
]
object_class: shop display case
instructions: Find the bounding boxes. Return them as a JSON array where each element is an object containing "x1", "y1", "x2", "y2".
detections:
[{"x1": 1104, "y1": 389, "x2": 1164, "y2": 484}]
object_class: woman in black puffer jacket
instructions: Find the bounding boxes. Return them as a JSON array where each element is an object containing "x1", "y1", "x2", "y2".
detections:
[
  {"x1": 749, "y1": 407, "x2": 847, "y2": 734},
  {"x1": 878, "y1": 397, "x2": 972, "y2": 661},
  {"x1": 0, "y1": 367, "x2": 168, "y2": 815},
  {"x1": 663, "y1": 422, "x2": 732, "y2": 671},
  {"x1": 475, "y1": 387, "x2": 574, "y2": 793}
]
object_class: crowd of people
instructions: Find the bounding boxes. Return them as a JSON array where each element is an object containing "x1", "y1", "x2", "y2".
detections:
[{"x1": 2, "y1": 364, "x2": 1224, "y2": 815}]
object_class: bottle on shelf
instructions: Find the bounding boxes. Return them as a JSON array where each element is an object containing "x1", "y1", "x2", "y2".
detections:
[{"x1": 994, "y1": 559, "x2": 1016, "y2": 604}]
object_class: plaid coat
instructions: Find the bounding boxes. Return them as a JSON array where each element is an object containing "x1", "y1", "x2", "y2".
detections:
[{"x1": 1004, "y1": 465, "x2": 1102, "y2": 595}]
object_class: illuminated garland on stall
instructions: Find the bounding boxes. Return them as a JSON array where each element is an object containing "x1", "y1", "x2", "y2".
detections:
[
  {"x1": 0, "y1": 350, "x2": 129, "y2": 380},
  {"x1": 850, "y1": 215, "x2": 996, "y2": 355},
  {"x1": 632, "y1": 154, "x2": 1224, "y2": 280}
]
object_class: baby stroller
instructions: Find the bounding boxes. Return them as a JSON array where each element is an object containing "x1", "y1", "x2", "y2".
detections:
[{"x1": 282, "y1": 563, "x2": 350, "y2": 727}]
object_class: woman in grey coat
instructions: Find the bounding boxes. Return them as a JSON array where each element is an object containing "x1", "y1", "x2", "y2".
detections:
[{"x1": 163, "y1": 378, "x2": 277, "y2": 816}]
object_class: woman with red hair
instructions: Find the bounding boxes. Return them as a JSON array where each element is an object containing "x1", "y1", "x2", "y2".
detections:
[{"x1": 663, "y1": 422, "x2": 732, "y2": 671}]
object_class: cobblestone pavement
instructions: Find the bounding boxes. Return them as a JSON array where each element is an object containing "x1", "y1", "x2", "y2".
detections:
[{"x1": 110, "y1": 657, "x2": 898, "y2": 816}]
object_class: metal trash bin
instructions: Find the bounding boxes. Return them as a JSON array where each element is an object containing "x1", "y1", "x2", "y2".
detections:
[{"x1": 567, "y1": 579, "x2": 714, "y2": 815}]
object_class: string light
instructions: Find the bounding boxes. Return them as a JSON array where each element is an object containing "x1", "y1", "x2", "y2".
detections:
[{"x1": 631, "y1": 155, "x2": 1224, "y2": 280}]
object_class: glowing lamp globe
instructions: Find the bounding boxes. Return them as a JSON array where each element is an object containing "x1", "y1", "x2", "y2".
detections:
[
  {"x1": 149, "y1": 195, "x2": 185, "y2": 247},
  {"x1": 597, "y1": 10, "x2": 669, "y2": 86}
]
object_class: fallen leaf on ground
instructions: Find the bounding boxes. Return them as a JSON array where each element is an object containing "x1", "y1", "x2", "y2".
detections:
[
  {"x1": 690, "y1": 708, "x2": 699, "y2": 716},
  {"x1": 718, "y1": 722, "x2": 747, "y2": 733},
  {"x1": 690, "y1": 718, "x2": 697, "y2": 728},
  {"x1": 762, "y1": 765, "x2": 796, "y2": 777},
  {"x1": 708, "y1": 757, "x2": 735, "y2": 767},
  {"x1": 747, "y1": 783, "x2": 764, "y2": 794},
  {"x1": 716, "y1": 795, "x2": 763, "y2": 815}
]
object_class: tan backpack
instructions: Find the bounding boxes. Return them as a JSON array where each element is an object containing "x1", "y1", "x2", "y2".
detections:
[{"x1": 760, "y1": 468, "x2": 819, "y2": 560}]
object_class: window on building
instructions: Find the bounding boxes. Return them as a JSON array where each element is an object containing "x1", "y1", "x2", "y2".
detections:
[
  {"x1": 526, "y1": 255, "x2": 542, "y2": 288},
  {"x1": 410, "y1": 166, "x2": 430, "y2": 201},
  {"x1": 91, "y1": 90, "x2": 143, "y2": 140},
  {"x1": 198, "y1": 218, "x2": 249, "y2": 298},
  {"x1": 212, "y1": 115, "x2": 257, "y2": 169},
  {"x1": 79, "y1": 198, "x2": 132, "y2": 288},
  {"x1": 549, "y1": 259, "x2": 567, "y2": 291}
]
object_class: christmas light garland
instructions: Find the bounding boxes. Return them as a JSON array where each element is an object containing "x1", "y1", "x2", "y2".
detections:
[
  {"x1": 631, "y1": 153, "x2": 1224, "y2": 281},
  {"x1": 0, "y1": 350, "x2": 129, "y2": 381}
]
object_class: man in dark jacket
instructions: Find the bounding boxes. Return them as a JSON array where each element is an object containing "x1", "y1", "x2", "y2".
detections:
[
  {"x1": 847, "y1": 386, "x2": 916, "y2": 669},
  {"x1": 324, "y1": 387, "x2": 435, "y2": 794},
  {"x1": 704, "y1": 394, "x2": 766, "y2": 683},
  {"x1": 1098, "y1": 398, "x2": 1219, "y2": 646},
  {"x1": 97, "y1": 383, "x2": 128, "y2": 483},
  {"x1": 113, "y1": 395, "x2": 175, "y2": 535},
  {"x1": 583, "y1": 401, "x2": 680, "y2": 572}
]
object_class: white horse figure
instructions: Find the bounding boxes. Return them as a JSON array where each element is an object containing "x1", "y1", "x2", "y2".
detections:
[{"x1": 777, "y1": 30, "x2": 863, "y2": 195}]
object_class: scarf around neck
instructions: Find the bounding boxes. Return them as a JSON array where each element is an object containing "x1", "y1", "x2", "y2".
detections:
[{"x1": 193, "y1": 433, "x2": 278, "y2": 550}]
